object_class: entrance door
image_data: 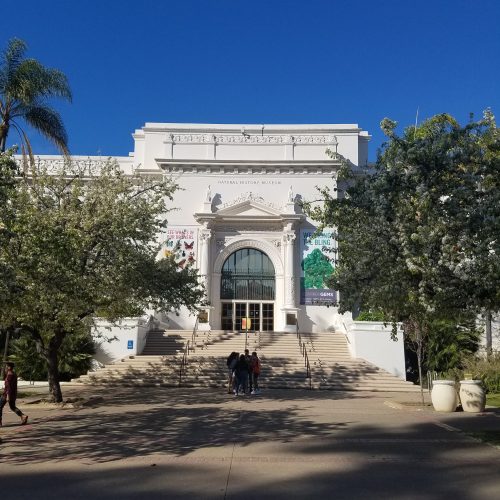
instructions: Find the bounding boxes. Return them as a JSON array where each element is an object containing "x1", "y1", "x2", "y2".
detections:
[
  {"x1": 226, "y1": 302, "x2": 273, "y2": 332},
  {"x1": 234, "y1": 302, "x2": 247, "y2": 332},
  {"x1": 248, "y1": 303, "x2": 260, "y2": 332}
]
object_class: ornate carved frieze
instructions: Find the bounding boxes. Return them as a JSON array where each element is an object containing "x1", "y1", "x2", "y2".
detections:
[
  {"x1": 15, "y1": 157, "x2": 108, "y2": 175},
  {"x1": 169, "y1": 133, "x2": 338, "y2": 146}
]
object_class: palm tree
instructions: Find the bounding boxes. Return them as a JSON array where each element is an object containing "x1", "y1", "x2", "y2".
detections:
[{"x1": 0, "y1": 38, "x2": 72, "y2": 156}]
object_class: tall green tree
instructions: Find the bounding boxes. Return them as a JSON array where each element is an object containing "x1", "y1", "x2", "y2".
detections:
[
  {"x1": 305, "y1": 111, "x2": 499, "y2": 399},
  {"x1": 0, "y1": 155, "x2": 205, "y2": 401},
  {"x1": 0, "y1": 38, "x2": 72, "y2": 156}
]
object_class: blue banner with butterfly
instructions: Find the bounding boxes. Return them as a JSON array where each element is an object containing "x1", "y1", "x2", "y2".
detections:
[{"x1": 162, "y1": 227, "x2": 198, "y2": 269}]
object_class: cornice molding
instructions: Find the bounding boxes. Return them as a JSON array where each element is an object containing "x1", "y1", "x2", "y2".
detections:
[{"x1": 156, "y1": 158, "x2": 342, "y2": 176}]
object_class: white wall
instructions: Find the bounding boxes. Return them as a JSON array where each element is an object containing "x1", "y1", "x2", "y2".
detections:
[
  {"x1": 347, "y1": 321, "x2": 406, "y2": 379},
  {"x1": 92, "y1": 317, "x2": 150, "y2": 365}
]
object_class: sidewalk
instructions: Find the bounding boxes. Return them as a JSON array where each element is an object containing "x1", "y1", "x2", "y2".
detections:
[{"x1": 1, "y1": 386, "x2": 499, "y2": 499}]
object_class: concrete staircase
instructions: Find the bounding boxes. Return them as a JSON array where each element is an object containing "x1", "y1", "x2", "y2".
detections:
[
  {"x1": 302, "y1": 331, "x2": 421, "y2": 392},
  {"x1": 72, "y1": 329, "x2": 193, "y2": 387},
  {"x1": 184, "y1": 330, "x2": 310, "y2": 389},
  {"x1": 73, "y1": 355, "x2": 182, "y2": 387},
  {"x1": 73, "y1": 328, "x2": 420, "y2": 392}
]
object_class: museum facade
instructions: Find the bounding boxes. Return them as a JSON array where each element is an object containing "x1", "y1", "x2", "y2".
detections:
[
  {"x1": 128, "y1": 122, "x2": 370, "y2": 333},
  {"x1": 29, "y1": 122, "x2": 415, "y2": 377}
]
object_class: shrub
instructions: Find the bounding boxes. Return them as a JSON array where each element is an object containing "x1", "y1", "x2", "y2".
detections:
[
  {"x1": 355, "y1": 310, "x2": 386, "y2": 321},
  {"x1": 462, "y1": 354, "x2": 500, "y2": 394},
  {"x1": 10, "y1": 331, "x2": 95, "y2": 381}
]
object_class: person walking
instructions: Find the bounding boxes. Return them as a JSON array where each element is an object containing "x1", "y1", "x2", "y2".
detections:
[
  {"x1": 250, "y1": 352, "x2": 261, "y2": 394},
  {"x1": 1, "y1": 362, "x2": 28, "y2": 426}
]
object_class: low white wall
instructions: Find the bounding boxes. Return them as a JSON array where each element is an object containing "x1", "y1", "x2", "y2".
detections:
[
  {"x1": 93, "y1": 317, "x2": 149, "y2": 365},
  {"x1": 333, "y1": 313, "x2": 406, "y2": 379},
  {"x1": 348, "y1": 321, "x2": 406, "y2": 380}
]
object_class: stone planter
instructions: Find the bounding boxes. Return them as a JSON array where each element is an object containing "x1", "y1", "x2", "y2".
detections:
[
  {"x1": 431, "y1": 380, "x2": 458, "y2": 412},
  {"x1": 459, "y1": 380, "x2": 486, "y2": 413}
]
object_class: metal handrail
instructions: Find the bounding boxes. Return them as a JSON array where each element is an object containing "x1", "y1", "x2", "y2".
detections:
[
  {"x1": 296, "y1": 323, "x2": 312, "y2": 389},
  {"x1": 178, "y1": 339, "x2": 190, "y2": 387},
  {"x1": 191, "y1": 316, "x2": 199, "y2": 352}
]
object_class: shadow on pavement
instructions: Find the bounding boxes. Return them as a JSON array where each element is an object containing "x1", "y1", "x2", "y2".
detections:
[{"x1": 1, "y1": 387, "x2": 499, "y2": 499}]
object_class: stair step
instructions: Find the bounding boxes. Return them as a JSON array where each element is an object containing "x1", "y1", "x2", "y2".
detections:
[{"x1": 71, "y1": 329, "x2": 416, "y2": 393}]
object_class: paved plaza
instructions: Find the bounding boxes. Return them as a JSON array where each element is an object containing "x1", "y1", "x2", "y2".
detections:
[{"x1": 1, "y1": 386, "x2": 499, "y2": 499}]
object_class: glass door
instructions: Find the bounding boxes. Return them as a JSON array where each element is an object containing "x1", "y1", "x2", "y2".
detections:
[
  {"x1": 248, "y1": 303, "x2": 260, "y2": 332},
  {"x1": 221, "y1": 301, "x2": 274, "y2": 331},
  {"x1": 262, "y1": 303, "x2": 274, "y2": 331},
  {"x1": 234, "y1": 302, "x2": 246, "y2": 332},
  {"x1": 221, "y1": 303, "x2": 233, "y2": 330}
]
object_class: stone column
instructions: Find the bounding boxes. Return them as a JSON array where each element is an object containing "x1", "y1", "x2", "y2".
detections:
[
  {"x1": 199, "y1": 228, "x2": 212, "y2": 299},
  {"x1": 283, "y1": 231, "x2": 296, "y2": 308}
]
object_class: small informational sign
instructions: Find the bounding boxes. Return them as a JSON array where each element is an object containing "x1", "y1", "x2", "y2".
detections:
[
  {"x1": 241, "y1": 318, "x2": 252, "y2": 330},
  {"x1": 127, "y1": 340, "x2": 134, "y2": 350}
]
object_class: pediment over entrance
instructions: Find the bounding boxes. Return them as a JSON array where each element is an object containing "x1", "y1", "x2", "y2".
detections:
[
  {"x1": 217, "y1": 199, "x2": 281, "y2": 217},
  {"x1": 194, "y1": 195, "x2": 304, "y2": 226}
]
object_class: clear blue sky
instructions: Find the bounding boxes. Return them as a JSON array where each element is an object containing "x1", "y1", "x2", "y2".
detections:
[{"x1": 4, "y1": 0, "x2": 499, "y2": 160}]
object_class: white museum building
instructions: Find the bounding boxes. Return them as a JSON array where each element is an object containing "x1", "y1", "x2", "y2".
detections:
[{"x1": 30, "y1": 123, "x2": 410, "y2": 378}]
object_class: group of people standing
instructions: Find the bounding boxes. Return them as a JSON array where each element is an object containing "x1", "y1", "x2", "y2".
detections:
[{"x1": 226, "y1": 349, "x2": 261, "y2": 396}]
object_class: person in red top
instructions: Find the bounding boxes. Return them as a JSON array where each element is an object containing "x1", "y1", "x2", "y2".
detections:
[{"x1": 1, "y1": 362, "x2": 28, "y2": 426}]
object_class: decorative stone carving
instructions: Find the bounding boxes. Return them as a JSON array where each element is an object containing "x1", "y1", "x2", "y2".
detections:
[
  {"x1": 219, "y1": 192, "x2": 282, "y2": 211},
  {"x1": 283, "y1": 232, "x2": 297, "y2": 244},
  {"x1": 16, "y1": 157, "x2": 107, "y2": 175},
  {"x1": 293, "y1": 135, "x2": 338, "y2": 145},
  {"x1": 199, "y1": 229, "x2": 212, "y2": 243},
  {"x1": 285, "y1": 276, "x2": 296, "y2": 306},
  {"x1": 170, "y1": 133, "x2": 339, "y2": 145}
]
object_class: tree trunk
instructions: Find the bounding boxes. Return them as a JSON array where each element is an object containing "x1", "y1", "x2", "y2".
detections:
[
  {"x1": 0, "y1": 123, "x2": 9, "y2": 153},
  {"x1": 46, "y1": 345, "x2": 63, "y2": 402},
  {"x1": 485, "y1": 311, "x2": 492, "y2": 358},
  {"x1": 416, "y1": 329, "x2": 425, "y2": 406},
  {"x1": 45, "y1": 329, "x2": 66, "y2": 403},
  {"x1": 1, "y1": 329, "x2": 10, "y2": 378}
]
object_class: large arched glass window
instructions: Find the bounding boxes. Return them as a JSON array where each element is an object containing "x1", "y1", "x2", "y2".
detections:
[{"x1": 221, "y1": 248, "x2": 275, "y2": 300}]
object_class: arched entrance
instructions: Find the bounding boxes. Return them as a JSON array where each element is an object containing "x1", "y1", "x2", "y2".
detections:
[{"x1": 220, "y1": 248, "x2": 275, "y2": 331}]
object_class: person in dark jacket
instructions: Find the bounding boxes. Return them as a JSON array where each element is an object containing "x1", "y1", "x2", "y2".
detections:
[
  {"x1": 235, "y1": 354, "x2": 249, "y2": 395},
  {"x1": 1, "y1": 362, "x2": 28, "y2": 426},
  {"x1": 226, "y1": 352, "x2": 239, "y2": 394}
]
